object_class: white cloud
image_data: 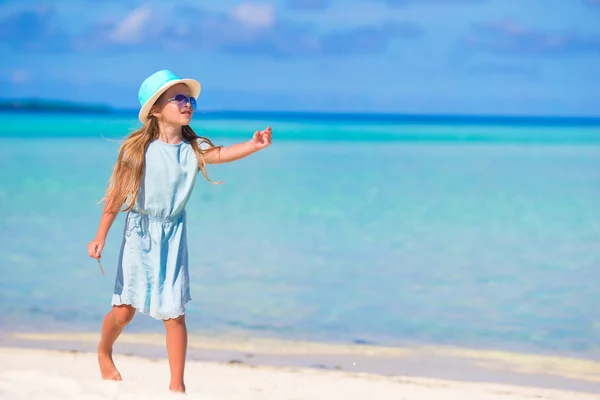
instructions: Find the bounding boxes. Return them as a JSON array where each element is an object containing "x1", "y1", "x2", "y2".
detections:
[
  {"x1": 108, "y1": 5, "x2": 152, "y2": 44},
  {"x1": 10, "y1": 69, "x2": 30, "y2": 84},
  {"x1": 230, "y1": 3, "x2": 276, "y2": 28}
]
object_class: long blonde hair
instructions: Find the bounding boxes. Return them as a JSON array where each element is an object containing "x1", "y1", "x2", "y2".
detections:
[{"x1": 101, "y1": 116, "x2": 221, "y2": 213}]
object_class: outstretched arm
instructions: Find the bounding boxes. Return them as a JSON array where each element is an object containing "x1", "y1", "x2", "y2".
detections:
[{"x1": 204, "y1": 126, "x2": 272, "y2": 164}]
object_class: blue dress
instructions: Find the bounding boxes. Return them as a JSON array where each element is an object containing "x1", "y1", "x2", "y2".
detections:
[{"x1": 111, "y1": 139, "x2": 199, "y2": 320}]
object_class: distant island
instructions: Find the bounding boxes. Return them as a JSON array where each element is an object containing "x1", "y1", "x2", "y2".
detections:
[
  {"x1": 0, "y1": 98, "x2": 112, "y2": 114},
  {"x1": 1, "y1": 98, "x2": 599, "y2": 127}
]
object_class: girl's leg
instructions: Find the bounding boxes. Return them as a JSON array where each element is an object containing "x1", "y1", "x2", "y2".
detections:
[
  {"x1": 163, "y1": 314, "x2": 188, "y2": 393},
  {"x1": 98, "y1": 305, "x2": 136, "y2": 380}
]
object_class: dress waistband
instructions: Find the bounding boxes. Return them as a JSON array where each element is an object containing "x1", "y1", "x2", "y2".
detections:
[{"x1": 128, "y1": 210, "x2": 185, "y2": 223}]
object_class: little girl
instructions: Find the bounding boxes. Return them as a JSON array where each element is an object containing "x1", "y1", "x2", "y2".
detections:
[{"x1": 87, "y1": 69, "x2": 272, "y2": 393}]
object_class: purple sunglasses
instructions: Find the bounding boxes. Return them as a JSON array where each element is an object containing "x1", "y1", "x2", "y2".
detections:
[{"x1": 163, "y1": 94, "x2": 197, "y2": 110}]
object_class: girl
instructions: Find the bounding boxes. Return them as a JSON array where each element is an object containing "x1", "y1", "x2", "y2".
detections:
[{"x1": 87, "y1": 69, "x2": 272, "y2": 393}]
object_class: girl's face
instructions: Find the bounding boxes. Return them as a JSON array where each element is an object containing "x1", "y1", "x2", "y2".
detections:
[{"x1": 153, "y1": 83, "x2": 196, "y2": 126}]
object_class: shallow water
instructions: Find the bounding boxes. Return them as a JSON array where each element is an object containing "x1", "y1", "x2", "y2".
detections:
[{"x1": 1, "y1": 112, "x2": 599, "y2": 360}]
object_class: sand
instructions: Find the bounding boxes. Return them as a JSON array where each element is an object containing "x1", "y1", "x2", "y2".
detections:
[{"x1": 1, "y1": 346, "x2": 599, "y2": 400}]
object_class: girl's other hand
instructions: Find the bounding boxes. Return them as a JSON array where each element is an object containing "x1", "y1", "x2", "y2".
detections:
[
  {"x1": 88, "y1": 238, "x2": 105, "y2": 260},
  {"x1": 252, "y1": 126, "x2": 272, "y2": 150}
]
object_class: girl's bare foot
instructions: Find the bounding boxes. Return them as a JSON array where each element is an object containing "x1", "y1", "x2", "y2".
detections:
[
  {"x1": 169, "y1": 383, "x2": 186, "y2": 393},
  {"x1": 98, "y1": 348, "x2": 123, "y2": 381}
]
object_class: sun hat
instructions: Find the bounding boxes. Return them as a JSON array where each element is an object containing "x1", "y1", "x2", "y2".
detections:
[{"x1": 137, "y1": 69, "x2": 201, "y2": 123}]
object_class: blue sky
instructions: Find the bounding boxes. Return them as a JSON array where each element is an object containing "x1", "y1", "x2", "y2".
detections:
[{"x1": 1, "y1": 0, "x2": 599, "y2": 115}]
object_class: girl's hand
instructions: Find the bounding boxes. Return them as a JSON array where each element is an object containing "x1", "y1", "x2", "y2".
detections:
[
  {"x1": 252, "y1": 126, "x2": 272, "y2": 150},
  {"x1": 88, "y1": 238, "x2": 105, "y2": 260}
]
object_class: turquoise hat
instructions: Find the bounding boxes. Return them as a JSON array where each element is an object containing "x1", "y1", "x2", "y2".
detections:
[{"x1": 137, "y1": 69, "x2": 201, "y2": 123}]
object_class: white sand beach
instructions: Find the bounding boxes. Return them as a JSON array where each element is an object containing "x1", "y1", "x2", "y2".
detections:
[
  {"x1": 1, "y1": 347, "x2": 599, "y2": 400},
  {"x1": 1, "y1": 332, "x2": 600, "y2": 399}
]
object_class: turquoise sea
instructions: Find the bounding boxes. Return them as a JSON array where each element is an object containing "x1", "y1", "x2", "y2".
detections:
[{"x1": 1, "y1": 111, "x2": 599, "y2": 359}]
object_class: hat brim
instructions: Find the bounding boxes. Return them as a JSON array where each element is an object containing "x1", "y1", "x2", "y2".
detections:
[{"x1": 138, "y1": 78, "x2": 201, "y2": 124}]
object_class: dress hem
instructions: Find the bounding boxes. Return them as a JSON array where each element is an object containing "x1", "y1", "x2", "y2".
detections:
[{"x1": 111, "y1": 294, "x2": 191, "y2": 321}]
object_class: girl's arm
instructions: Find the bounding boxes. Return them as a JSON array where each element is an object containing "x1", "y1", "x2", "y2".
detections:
[
  {"x1": 95, "y1": 206, "x2": 120, "y2": 241},
  {"x1": 204, "y1": 126, "x2": 272, "y2": 164},
  {"x1": 88, "y1": 160, "x2": 133, "y2": 259},
  {"x1": 88, "y1": 202, "x2": 120, "y2": 260},
  {"x1": 88, "y1": 164, "x2": 130, "y2": 260}
]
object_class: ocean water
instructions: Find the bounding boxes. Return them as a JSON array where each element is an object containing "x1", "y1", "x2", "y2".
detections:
[{"x1": 1, "y1": 111, "x2": 599, "y2": 360}]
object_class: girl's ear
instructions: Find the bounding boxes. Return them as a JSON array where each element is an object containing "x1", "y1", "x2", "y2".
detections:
[{"x1": 150, "y1": 105, "x2": 161, "y2": 119}]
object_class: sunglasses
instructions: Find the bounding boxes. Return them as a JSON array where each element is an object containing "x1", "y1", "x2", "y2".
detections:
[{"x1": 163, "y1": 94, "x2": 197, "y2": 111}]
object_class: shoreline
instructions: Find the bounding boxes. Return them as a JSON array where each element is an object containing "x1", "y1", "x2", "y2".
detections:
[{"x1": 2, "y1": 331, "x2": 599, "y2": 396}]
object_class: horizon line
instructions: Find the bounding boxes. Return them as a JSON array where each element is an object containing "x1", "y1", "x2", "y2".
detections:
[{"x1": 1, "y1": 98, "x2": 600, "y2": 125}]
